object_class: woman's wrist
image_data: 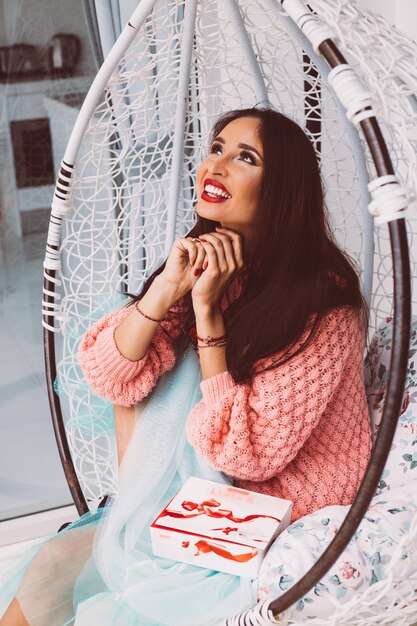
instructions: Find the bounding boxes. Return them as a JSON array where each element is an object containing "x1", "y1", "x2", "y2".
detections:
[
  {"x1": 194, "y1": 309, "x2": 224, "y2": 341},
  {"x1": 192, "y1": 298, "x2": 220, "y2": 318},
  {"x1": 113, "y1": 276, "x2": 182, "y2": 362},
  {"x1": 143, "y1": 275, "x2": 183, "y2": 316},
  {"x1": 193, "y1": 303, "x2": 228, "y2": 379}
]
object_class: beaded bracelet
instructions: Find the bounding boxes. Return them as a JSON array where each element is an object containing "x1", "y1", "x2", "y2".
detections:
[{"x1": 135, "y1": 300, "x2": 164, "y2": 323}]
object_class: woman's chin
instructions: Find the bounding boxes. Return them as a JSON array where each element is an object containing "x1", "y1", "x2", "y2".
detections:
[{"x1": 195, "y1": 202, "x2": 221, "y2": 222}]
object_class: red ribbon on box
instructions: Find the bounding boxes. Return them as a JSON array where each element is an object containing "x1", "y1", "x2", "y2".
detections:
[
  {"x1": 194, "y1": 539, "x2": 258, "y2": 562},
  {"x1": 160, "y1": 498, "x2": 281, "y2": 524}
]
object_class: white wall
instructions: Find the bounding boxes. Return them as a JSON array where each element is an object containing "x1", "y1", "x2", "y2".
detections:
[
  {"x1": 356, "y1": 0, "x2": 395, "y2": 25},
  {"x1": 356, "y1": 0, "x2": 417, "y2": 42},
  {"x1": 394, "y1": 0, "x2": 417, "y2": 42}
]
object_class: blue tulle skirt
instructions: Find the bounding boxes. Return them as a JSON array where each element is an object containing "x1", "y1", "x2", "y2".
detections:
[{"x1": 0, "y1": 346, "x2": 255, "y2": 625}]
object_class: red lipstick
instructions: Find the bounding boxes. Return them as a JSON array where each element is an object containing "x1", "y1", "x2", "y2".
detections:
[{"x1": 201, "y1": 178, "x2": 231, "y2": 203}]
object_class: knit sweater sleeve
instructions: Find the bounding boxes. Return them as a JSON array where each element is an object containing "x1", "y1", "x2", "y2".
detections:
[
  {"x1": 77, "y1": 296, "x2": 189, "y2": 407},
  {"x1": 185, "y1": 306, "x2": 362, "y2": 481}
]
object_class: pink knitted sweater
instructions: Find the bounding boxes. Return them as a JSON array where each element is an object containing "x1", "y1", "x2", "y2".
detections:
[{"x1": 78, "y1": 278, "x2": 372, "y2": 521}]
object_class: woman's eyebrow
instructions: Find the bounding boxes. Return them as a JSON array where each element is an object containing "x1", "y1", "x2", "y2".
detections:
[
  {"x1": 212, "y1": 136, "x2": 263, "y2": 161},
  {"x1": 238, "y1": 142, "x2": 263, "y2": 161}
]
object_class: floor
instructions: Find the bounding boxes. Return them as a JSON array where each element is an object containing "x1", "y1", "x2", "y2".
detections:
[{"x1": 0, "y1": 228, "x2": 72, "y2": 529}]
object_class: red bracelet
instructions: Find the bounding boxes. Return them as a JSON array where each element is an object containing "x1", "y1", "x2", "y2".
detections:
[
  {"x1": 196, "y1": 332, "x2": 227, "y2": 344},
  {"x1": 187, "y1": 326, "x2": 227, "y2": 345},
  {"x1": 197, "y1": 340, "x2": 227, "y2": 349},
  {"x1": 135, "y1": 301, "x2": 164, "y2": 323},
  {"x1": 187, "y1": 326, "x2": 226, "y2": 340}
]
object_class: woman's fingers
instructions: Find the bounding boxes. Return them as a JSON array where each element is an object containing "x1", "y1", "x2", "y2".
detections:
[
  {"x1": 184, "y1": 229, "x2": 243, "y2": 281},
  {"x1": 190, "y1": 230, "x2": 243, "y2": 307},
  {"x1": 176, "y1": 237, "x2": 201, "y2": 266},
  {"x1": 215, "y1": 227, "x2": 244, "y2": 269},
  {"x1": 193, "y1": 241, "x2": 207, "y2": 274},
  {"x1": 198, "y1": 237, "x2": 219, "y2": 274},
  {"x1": 198, "y1": 232, "x2": 235, "y2": 273}
]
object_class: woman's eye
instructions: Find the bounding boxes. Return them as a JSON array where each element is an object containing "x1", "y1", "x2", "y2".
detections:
[
  {"x1": 209, "y1": 143, "x2": 222, "y2": 155},
  {"x1": 239, "y1": 151, "x2": 256, "y2": 165},
  {"x1": 207, "y1": 145, "x2": 256, "y2": 165}
]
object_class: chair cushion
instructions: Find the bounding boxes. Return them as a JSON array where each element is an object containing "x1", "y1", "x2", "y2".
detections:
[
  {"x1": 257, "y1": 482, "x2": 417, "y2": 619},
  {"x1": 364, "y1": 316, "x2": 417, "y2": 493}
]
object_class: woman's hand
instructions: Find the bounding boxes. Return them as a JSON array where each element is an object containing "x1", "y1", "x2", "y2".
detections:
[
  {"x1": 158, "y1": 236, "x2": 207, "y2": 300},
  {"x1": 191, "y1": 227, "x2": 244, "y2": 310}
]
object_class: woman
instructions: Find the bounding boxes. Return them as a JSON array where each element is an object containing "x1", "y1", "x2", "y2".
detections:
[{"x1": 0, "y1": 107, "x2": 372, "y2": 626}]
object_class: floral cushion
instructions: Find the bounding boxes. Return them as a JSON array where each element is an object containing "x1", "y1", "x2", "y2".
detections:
[
  {"x1": 256, "y1": 317, "x2": 417, "y2": 619},
  {"x1": 364, "y1": 316, "x2": 417, "y2": 493},
  {"x1": 257, "y1": 482, "x2": 417, "y2": 619}
]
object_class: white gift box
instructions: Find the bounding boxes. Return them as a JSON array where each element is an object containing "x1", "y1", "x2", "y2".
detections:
[{"x1": 150, "y1": 476, "x2": 292, "y2": 577}]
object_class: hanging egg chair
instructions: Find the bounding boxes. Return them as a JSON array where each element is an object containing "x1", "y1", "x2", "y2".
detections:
[{"x1": 42, "y1": 0, "x2": 417, "y2": 623}]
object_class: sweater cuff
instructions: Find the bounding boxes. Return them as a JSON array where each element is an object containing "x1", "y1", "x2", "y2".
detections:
[
  {"x1": 86, "y1": 325, "x2": 148, "y2": 383},
  {"x1": 200, "y1": 371, "x2": 236, "y2": 405}
]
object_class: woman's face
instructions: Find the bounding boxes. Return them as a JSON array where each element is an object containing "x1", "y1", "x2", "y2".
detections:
[{"x1": 196, "y1": 116, "x2": 264, "y2": 239}]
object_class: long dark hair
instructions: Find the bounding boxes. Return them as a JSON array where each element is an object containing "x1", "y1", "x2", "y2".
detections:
[{"x1": 126, "y1": 106, "x2": 369, "y2": 383}]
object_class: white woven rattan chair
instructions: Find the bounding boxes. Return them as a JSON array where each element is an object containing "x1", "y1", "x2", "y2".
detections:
[{"x1": 41, "y1": 0, "x2": 417, "y2": 623}]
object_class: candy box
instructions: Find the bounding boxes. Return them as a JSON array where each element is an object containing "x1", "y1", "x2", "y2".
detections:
[{"x1": 150, "y1": 476, "x2": 292, "y2": 577}]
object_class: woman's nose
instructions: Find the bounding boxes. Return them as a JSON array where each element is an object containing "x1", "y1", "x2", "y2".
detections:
[{"x1": 208, "y1": 155, "x2": 228, "y2": 176}]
